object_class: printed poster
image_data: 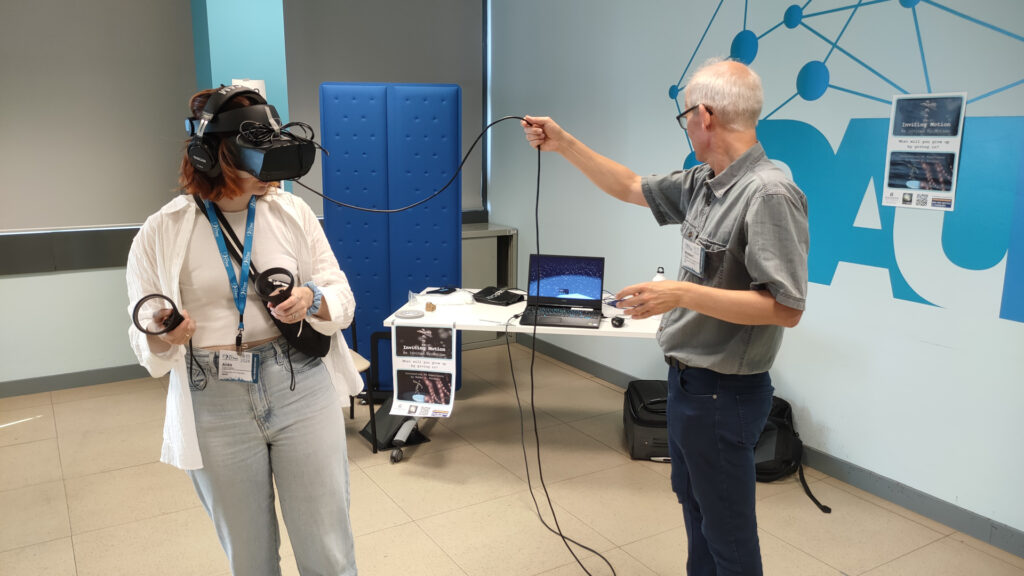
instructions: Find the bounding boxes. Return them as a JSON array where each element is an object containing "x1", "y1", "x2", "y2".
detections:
[
  {"x1": 882, "y1": 93, "x2": 967, "y2": 211},
  {"x1": 389, "y1": 322, "x2": 457, "y2": 418}
]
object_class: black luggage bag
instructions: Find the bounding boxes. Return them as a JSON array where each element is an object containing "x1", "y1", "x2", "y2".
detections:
[{"x1": 623, "y1": 380, "x2": 670, "y2": 460}]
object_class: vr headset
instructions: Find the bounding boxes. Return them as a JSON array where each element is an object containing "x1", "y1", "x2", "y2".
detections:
[{"x1": 185, "y1": 85, "x2": 315, "y2": 181}]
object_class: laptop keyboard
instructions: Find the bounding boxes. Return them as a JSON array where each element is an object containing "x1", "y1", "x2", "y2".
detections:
[{"x1": 520, "y1": 305, "x2": 601, "y2": 327}]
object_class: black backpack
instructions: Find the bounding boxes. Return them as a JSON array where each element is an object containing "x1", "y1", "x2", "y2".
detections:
[{"x1": 755, "y1": 396, "x2": 831, "y2": 513}]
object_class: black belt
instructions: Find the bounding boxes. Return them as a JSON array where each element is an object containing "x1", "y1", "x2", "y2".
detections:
[{"x1": 664, "y1": 356, "x2": 688, "y2": 371}]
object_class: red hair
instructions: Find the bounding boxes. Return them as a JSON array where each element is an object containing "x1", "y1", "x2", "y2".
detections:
[{"x1": 179, "y1": 88, "x2": 263, "y2": 202}]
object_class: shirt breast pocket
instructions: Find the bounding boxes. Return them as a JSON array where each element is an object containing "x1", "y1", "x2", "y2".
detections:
[{"x1": 697, "y1": 237, "x2": 728, "y2": 285}]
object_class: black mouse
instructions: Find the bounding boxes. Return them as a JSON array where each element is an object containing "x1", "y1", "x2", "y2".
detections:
[{"x1": 611, "y1": 316, "x2": 625, "y2": 328}]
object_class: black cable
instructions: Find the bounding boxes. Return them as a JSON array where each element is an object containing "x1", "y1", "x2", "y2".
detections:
[
  {"x1": 289, "y1": 116, "x2": 529, "y2": 213},
  {"x1": 501, "y1": 145, "x2": 615, "y2": 576},
  {"x1": 239, "y1": 120, "x2": 329, "y2": 157}
]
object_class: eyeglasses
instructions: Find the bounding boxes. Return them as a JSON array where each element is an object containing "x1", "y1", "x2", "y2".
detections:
[{"x1": 676, "y1": 104, "x2": 713, "y2": 131}]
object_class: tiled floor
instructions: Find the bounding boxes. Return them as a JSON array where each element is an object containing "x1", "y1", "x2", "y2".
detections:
[{"x1": 2, "y1": 343, "x2": 1022, "y2": 575}]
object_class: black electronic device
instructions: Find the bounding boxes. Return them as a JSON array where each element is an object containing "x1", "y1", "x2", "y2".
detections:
[
  {"x1": 132, "y1": 294, "x2": 185, "y2": 335},
  {"x1": 426, "y1": 286, "x2": 458, "y2": 295},
  {"x1": 519, "y1": 254, "x2": 604, "y2": 328},
  {"x1": 611, "y1": 316, "x2": 625, "y2": 328},
  {"x1": 623, "y1": 380, "x2": 670, "y2": 460},
  {"x1": 255, "y1": 267, "x2": 295, "y2": 306},
  {"x1": 473, "y1": 286, "x2": 524, "y2": 306},
  {"x1": 185, "y1": 85, "x2": 316, "y2": 181}
]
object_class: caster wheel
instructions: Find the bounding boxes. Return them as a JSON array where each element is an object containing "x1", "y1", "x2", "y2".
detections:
[{"x1": 390, "y1": 448, "x2": 404, "y2": 464}]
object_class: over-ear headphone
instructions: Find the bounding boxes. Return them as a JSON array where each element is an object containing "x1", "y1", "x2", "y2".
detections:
[{"x1": 186, "y1": 85, "x2": 278, "y2": 177}]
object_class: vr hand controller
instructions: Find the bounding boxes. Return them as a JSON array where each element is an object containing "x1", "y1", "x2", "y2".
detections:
[
  {"x1": 256, "y1": 267, "x2": 295, "y2": 306},
  {"x1": 132, "y1": 294, "x2": 185, "y2": 335}
]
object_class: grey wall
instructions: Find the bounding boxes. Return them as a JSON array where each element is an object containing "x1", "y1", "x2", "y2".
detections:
[
  {"x1": 0, "y1": 1, "x2": 196, "y2": 231},
  {"x1": 283, "y1": 0, "x2": 486, "y2": 215}
]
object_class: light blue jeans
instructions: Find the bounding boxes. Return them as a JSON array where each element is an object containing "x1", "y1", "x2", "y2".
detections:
[{"x1": 186, "y1": 338, "x2": 357, "y2": 576}]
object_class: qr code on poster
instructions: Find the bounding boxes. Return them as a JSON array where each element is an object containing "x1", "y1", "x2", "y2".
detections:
[{"x1": 915, "y1": 194, "x2": 928, "y2": 207}]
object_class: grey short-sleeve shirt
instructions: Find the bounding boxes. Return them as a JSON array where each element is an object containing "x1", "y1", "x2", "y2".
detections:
[{"x1": 641, "y1": 143, "x2": 809, "y2": 374}]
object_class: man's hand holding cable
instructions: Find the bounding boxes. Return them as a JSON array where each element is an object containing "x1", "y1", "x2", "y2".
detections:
[
  {"x1": 521, "y1": 115, "x2": 570, "y2": 152},
  {"x1": 269, "y1": 286, "x2": 315, "y2": 324}
]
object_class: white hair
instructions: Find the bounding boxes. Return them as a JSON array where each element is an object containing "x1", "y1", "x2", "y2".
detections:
[{"x1": 684, "y1": 57, "x2": 763, "y2": 131}]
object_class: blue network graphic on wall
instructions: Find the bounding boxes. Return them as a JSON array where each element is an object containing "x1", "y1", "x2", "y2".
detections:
[{"x1": 669, "y1": 0, "x2": 1024, "y2": 323}]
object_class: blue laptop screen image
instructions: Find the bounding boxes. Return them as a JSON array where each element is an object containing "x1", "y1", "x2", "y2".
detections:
[
  {"x1": 524, "y1": 253, "x2": 602, "y2": 309},
  {"x1": 527, "y1": 254, "x2": 604, "y2": 305},
  {"x1": 521, "y1": 254, "x2": 605, "y2": 328}
]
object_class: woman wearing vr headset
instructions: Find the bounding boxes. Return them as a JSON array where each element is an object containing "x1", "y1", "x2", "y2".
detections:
[{"x1": 126, "y1": 86, "x2": 360, "y2": 576}]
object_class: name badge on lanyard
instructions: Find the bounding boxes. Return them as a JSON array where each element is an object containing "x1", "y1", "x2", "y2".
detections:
[
  {"x1": 218, "y1": 350, "x2": 260, "y2": 383},
  {"x1": 682, "y1": 237, "x2": 705, "y2": 277}
]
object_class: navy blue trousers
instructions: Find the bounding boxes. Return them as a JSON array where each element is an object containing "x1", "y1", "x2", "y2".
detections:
[{"x1": 667, "y1": 365, "x2": 774, "y2": 576}]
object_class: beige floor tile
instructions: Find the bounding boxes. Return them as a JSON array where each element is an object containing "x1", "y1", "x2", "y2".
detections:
[
  {"x1": 348, "y1": 467, "x2": 412, "y2": 536},
  {"x1": 475, "y1": 353, "x2": 594, "y2": 393},
  {"x1": 467, "y1": 420, "x2": 632, "y2": 485},
  {"x1": 620, "y1": 526, "x2": 687, "y2": 576},
  {"x1": 52, "y1": 388, "x2": 166, "y2": 436},
  {"x1": 949, "y1": 532, "x2": 1024, "y2": 571},
  {"x1": 821, "y1": 476, "x2": 956, "y2": 536},
  {"x1": 0, "y1": 391, "x2": 51, "y2": 412},
  {"x1": 638, "y1": 458, "x2": 673, "y2": 479},
  {"x1": 0, "y1": 405, "x2": 56, "y2": 448},
  {"x1": 0, "y1": 480, "x2": 70, "y2": 552},
  {"x1": 0, "y1": 438, "x2": 62, "y2": 491},
  {"x1": 539, "y1": 548, "x2": 658, "y2": 576},
  {"x1": 58, "y1": 418, "x2": 163, "y2": 478},
  {"x1": 568, "y1": 410, "x2": 630, "y2": 455},
  {"x1": 759, "y1": 529, "x2": 843, "y2": 575},
  {"x1": 757, "y1": 480, "x2": 945, "y2": 574},
  {"x1": 73, "y1": 506, "x2": 228, "y2": 576},
  {"x1": 418, "y1": 490, "x2": 614, "y2": 576},
  {"x1": 51, "y1": 376, "x2": 164, "y2": 404},
  {"x1": 462, "y1": 343, "x2": 532, "y2": 375},
  {"x1": 546, "y1": 464, "x2": 682, "y2": 547},
  {"x1": 0, "y1": 537, "x2": 76, "y2": 576},
  {"x1": 439, "y1": 375, "x2": 562, "y2": 433},
  {"x1": 531, "y1": 375, "x2": 625, "y2": 424},
  {"x1": 863, "y1": 535, "x2": 1024, "y2": 575},
  {"x1": 65, "y1": 461, "x2": 199, "y2": 534},
  {"x1": 362, "y1": 444, "x2": 525, "y2": 520},
  {"x1": 354, "y1": 521, "x2": 467, "y2": 575},
  {"x1": 755, "y1": 473, "x2": 812, "y2": 501}
]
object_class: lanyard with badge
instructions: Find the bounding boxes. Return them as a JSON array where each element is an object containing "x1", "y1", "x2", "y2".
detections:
[{"x1": 204, "y1": 196, "x2": 260, "y2": 383}]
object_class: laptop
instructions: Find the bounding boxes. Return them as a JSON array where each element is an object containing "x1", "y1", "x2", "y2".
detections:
[{"x1": 519, "y1": 254, "x2": 605, "y2": 329}]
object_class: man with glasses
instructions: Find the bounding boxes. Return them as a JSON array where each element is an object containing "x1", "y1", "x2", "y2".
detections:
[{"x1": 522, "y1": 58, "x2": 808, "y2": 576}]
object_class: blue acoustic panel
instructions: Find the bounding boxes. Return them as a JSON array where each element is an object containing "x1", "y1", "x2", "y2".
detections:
[
  {"x1": 385, "y1": 84, "x2": 462, "y2": 310},
  {"x1": 320, "y1": 83, "x2": 390, "y2": 360},
  {"x1": 321, "y1": 83, "x2": 462, "y2": 391}
]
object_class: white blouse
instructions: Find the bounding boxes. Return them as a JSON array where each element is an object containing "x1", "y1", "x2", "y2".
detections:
[{"x1": 126, "y1": 189, "x2": 364, "y2": 470}]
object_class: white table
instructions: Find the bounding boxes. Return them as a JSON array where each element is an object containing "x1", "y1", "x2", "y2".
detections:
[
  {"x1": 368, "y1": 289, "x2": 659, "y2": 461},
  {"x1": 382, "y1": 289, "x2": 661, "y2": 338}
]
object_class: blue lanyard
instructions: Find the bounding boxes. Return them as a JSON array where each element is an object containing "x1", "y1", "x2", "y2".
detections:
[{"x1": 204, "y1": 195, "x2": 257, "y2": 350}]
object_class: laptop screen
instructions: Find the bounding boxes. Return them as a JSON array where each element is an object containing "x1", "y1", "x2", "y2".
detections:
[{"x1": 526, "y1": 254, "x2": 604, "y2": 309}]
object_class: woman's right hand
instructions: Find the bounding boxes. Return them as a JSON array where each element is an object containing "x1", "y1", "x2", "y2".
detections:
[{"x1": 156, "y1": 309, "x2": 196, "y2": 347}]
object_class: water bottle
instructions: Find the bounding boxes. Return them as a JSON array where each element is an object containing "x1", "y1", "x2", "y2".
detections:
[{"x1": 652, "y1": 266, "x2": 666, "y2": 282}]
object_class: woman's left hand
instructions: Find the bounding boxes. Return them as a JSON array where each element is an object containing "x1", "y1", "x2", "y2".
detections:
[{"x1": 269, "y1": 286, "x2": 314, "y2": 324}]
